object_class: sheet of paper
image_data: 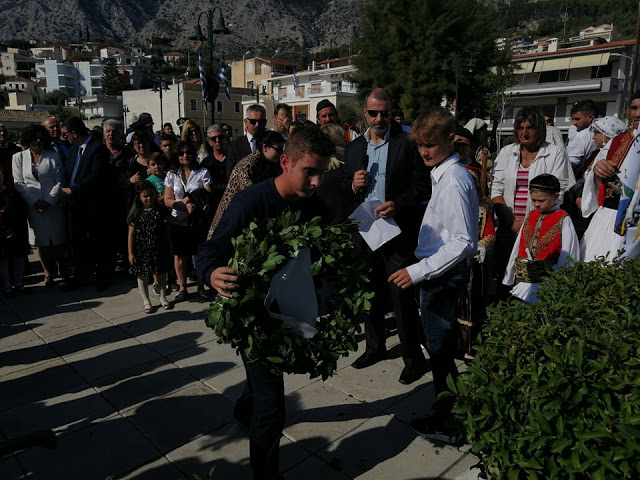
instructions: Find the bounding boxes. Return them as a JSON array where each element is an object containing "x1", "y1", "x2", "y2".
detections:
[
  {"x1": 264, "y1": 248, "x2": 319, "y2": 339},
  {"x1": 349, "y1": 198, "x2": 401, "y2": 251}
]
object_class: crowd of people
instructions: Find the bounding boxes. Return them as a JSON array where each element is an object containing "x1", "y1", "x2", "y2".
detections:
[{"x1": 1, "y1": 90, "x2": 639, "y2": 479}]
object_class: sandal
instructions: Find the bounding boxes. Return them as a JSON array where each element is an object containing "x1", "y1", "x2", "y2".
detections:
[
  {"x1": 161, "y1": 300, "x2": 172, "y2": 310},
  {"x1": 144, "y1": 303, "x2": 153, "y2": 314}
]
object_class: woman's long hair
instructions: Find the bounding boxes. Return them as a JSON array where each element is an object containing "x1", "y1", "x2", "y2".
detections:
[{"x1": 180, "y1": 119, "x2": 208, "y2": 160}]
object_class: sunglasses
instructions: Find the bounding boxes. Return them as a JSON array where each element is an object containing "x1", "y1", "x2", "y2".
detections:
[
  {"x1": 178, "y1": 151, "x2": 192, "y2": 156},
  {"x1": 189, "y1": 129, "x2": 200, "y2": 135},
  {"x1": 269, "y1": 145, "x2": 284, "y2": 154},
  {"x1": 366, "y1": 109, "x2": 390, "y2": 118},
  {"x1": 246, "y1": 118, "x2": 267, "y2": 126},
  {"x1": 209, "y1": 135, "x2": 225, "y2": 142}
]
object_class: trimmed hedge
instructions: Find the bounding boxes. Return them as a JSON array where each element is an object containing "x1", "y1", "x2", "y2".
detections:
[{"x1": 453, "y1": 258, "x2": 640, "y2": 479}]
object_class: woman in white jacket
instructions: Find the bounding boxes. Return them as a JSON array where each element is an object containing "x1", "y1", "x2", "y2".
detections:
[
  {"x1": 12, "y1": 125, "x2": 67, "y2": 286},
  {"x1": 490, "y1": 107, "x2": 571, "y2": 297}
]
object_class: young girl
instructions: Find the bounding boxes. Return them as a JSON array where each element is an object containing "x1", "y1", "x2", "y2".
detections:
[
  {"x1": 503, "y1": 174, "x2": 580, "y2": 303},
  {"x1": 128, "y1": 180, "x2": 172, "y2": 312}
]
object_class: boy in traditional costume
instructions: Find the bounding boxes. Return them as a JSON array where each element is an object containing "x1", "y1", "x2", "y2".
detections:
[{"x1": 504, "y1": 173, "x2": 580, "y2": 303}]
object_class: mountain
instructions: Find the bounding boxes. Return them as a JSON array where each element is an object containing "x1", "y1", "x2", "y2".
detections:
[{"x1": 0, "y1": 0, "x2": 369, "y2": 54}]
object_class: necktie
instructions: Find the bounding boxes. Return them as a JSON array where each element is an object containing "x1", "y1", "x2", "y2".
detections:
[{"x1": 250, "y1": 137, "x2": 256, "y2": 153}]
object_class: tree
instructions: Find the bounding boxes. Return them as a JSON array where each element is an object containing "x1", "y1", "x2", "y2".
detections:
[
  {"x1": 350, "y1": 0, "x2": 507, "y2": 122},
  {"x1": 101, "y1": 58, "x2": 122, "y2": 97}
]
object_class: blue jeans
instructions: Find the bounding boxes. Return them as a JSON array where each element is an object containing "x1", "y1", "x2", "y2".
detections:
[{"x1": 418, "y1": 261, "x2": 469, "y2": 412}]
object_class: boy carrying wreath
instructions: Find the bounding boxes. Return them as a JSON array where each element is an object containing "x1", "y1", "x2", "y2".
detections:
[{"x1": 195, "y1": 126, "x2": 334, "y2": 480}]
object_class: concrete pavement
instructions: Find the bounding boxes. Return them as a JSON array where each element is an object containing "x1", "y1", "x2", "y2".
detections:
[{"x1": 0, "y1": 255, "x2": 480, "y2": 479}]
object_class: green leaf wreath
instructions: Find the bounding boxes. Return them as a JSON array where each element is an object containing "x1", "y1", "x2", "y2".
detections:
[{"x1": 206, "y1": 210, "x2": 373, "y2": 380}]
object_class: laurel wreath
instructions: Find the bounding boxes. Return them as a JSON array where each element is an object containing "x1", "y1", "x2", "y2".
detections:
[{"x1": 205, "y1": 209, "x2": 372, "y2": 380}]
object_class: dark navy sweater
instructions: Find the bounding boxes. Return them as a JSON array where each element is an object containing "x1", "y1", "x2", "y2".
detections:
[{"x1": 195, "y1": 177, "x2": 324, "y2": 287}]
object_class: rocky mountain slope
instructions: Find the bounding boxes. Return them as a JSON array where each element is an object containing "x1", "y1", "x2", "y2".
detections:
[{"x1": 0, "y1": 0, "x2": 369, "y2": 53}]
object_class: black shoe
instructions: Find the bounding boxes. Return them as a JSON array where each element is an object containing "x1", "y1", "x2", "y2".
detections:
[
  {"x1": 175, "y1": 290, "x2": 188, "y2": 302},
  {"x1": 410, "y1": 415, "x2": 461, "y2": 444},
  {"x1": 399, "y1": 362, "x2": 428, "y2": 385},
  {"x1": 351, "y1": 349, "x2": 385, "y2": 369}
]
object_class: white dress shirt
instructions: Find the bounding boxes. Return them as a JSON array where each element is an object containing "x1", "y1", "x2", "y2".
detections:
[
  {"x1": 406, "y1": 155, "x2": 479, "y2": 284},
  {"x1": 566, "y1": 126, "x2": 598, "y2": 169}
]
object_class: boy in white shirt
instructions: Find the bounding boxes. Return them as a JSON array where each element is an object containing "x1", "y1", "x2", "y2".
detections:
[{"x1": 389, "y1": 107, "x2": 478, "y2": 442}]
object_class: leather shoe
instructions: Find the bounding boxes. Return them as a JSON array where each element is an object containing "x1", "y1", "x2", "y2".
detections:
[
  {"x1": 399, "y1": 362, "x2": 428, "y2": 385},
  {"x1": 351, "y1": 350, "x2": 385, "y2": 369}
]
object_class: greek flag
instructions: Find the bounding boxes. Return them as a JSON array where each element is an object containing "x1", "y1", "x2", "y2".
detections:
[
  {"x1": 218, "y1": 54, "x2": 230, "y2": 102},
  {"x1": 198, "y1": 52, "x2": 208, "y2": 106},
  {"x1": 293, "y1": 69, "x2": 298, "y2": 93}
]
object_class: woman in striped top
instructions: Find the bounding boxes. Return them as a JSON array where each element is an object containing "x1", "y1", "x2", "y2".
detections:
[{"x1": 490, "y1": 107, "x2": 571, "y2": 300}]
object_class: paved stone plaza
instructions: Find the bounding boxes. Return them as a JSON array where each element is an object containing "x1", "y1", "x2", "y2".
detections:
[{"x1": 1, "y1": 257, "x2": 480, "y2": 479}]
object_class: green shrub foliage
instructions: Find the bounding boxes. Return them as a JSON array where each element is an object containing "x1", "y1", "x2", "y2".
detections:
[
  {"x1": 206, "y1": 210, "x2": 373, "y2": 380},
  {"x1": 453, "y1": 258, "x2": 640, "y2": 479}
]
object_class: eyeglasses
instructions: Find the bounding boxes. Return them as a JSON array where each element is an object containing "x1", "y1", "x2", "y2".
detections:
[
  {"x1": 189, "y1": 128, "x2": 200, "y2": 135},
  {"x1": 366, "y1": 110, "x2": 390, "y2": 118},
  {"x1": 245, "y1": 118, "x2": 267, "y2": 126},
  {"x1": 209, "y1": 135, "x2": 225, "y2": 142},
  {"x1": 177, "y1": 151, "x2": 191, "y2": 156},
  {"x1": 269, "y1": 145, "x2": 284, "y2": 154}
]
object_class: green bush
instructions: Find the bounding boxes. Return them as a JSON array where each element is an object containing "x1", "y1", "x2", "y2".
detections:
[{"x1": 453, "y1": 258, "x2": 640, "y2": 479}]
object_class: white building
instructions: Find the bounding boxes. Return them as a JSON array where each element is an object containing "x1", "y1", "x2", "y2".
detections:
[
  {"x1": 499, "y1": 38, "x2": 638, "y2": 138},
  {"x1": 122, "y1": 79, "x2": 246, "y2": 136},
  {"x1": 260, "y1": 56, "x2": 358, "y2": 123},
  {"x1": 99, "y1": 46, "x2": 152, "y2": 88},
  {"x1": 43, "y1": 59, "x2": 104, "y2": 96}
]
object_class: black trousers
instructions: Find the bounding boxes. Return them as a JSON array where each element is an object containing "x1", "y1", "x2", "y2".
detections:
[
  {"x1": 239, "y1": 352, "x2": 285, "y2": 480},
  {"x1": 364, "y1": 242, "x2": 425, "y2": 368},
  {"x1": 68, "y1": 206, "x2": 114, "y2": 282}
]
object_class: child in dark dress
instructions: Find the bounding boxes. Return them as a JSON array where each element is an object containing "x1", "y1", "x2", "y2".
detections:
[{"x1": 128, "y1": 180, "x2": 172, "y2": 312}]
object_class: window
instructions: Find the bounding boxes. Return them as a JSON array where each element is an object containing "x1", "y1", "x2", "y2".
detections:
[
  {"x1": 331, "y1": 81, "x2": 342, "y2": 92},
  {"x1": 592, "y1": 63, "x2": 613, "y2": 78},
  {"x1": 278, "y1": 87, "x2": 287, "y2": 98},
  {"x1": 190, "y1": 99, "x2": 197, "y2": 111},
  {"x1": 260, "y1": 63, "x2": 267, "y2": 75},
  {"x1": 216, "y1": 100, "x2": 223, "y2": 112},
  {"x1": 235, "y1": 101, "x2": 240, "y2": 113},
  {"x1": 247, "y1": 61, "x2": 253, "y2": 74},
  {"x1": 310, "y1": 83, "x2": 321, "y2": 94}
]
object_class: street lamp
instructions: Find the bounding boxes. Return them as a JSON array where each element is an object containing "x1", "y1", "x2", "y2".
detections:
[
  {"x1": 123, "y1": 105, "x2": 130, "y2": 125},
  {"x1": 151, "y1": 80, "x2": 170, "y2": 126},
  {"x1": 250, "y1": 83, "x2": 267, "y2": 104},
  {"x1": 189, "y1": 6, "x2": 231, "y2": 125},
  {"x1": 442, "y1": 51, "x2": 475, "y2": 119}
]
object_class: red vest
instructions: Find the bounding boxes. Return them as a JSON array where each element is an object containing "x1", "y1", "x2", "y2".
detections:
[{"x1": 518, "y1": 209, "x2": 567, "y2": 265}]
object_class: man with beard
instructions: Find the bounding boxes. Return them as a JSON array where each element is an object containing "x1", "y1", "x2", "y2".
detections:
[{"x1": 345, "y1": 88, "x2": 430, "y2": 384}]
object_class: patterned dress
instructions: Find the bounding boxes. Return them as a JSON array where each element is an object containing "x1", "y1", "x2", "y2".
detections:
[{"x1": 129, "y1": 208, "x2": 171, "y2": 278}]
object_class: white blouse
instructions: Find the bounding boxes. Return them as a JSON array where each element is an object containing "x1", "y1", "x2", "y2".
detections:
[{"x1": 164, "y1": 167, "x2": 212, "y2": 222}]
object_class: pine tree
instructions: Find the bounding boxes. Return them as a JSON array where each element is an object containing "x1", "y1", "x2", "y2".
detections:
[
  {"x1": 101, "y1": 58, "x2": 122, "y2": 97},
  {"x1": 351, "y1": 0, "x2": 508, "y2": 122}
]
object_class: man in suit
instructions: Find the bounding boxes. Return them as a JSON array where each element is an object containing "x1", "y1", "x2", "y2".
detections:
[
  {"x1": 60, "y1": 117, "x2": 112, "y2": 291},
  {"x1": 42, "y1": 116, "x2": 70, "y2": 165},
  {"x1": 225, "y1": 104, "x2": 266, "y2": 178},
  {"x1": 345, "y1": 88, "x2": 430, "y2": 384}
]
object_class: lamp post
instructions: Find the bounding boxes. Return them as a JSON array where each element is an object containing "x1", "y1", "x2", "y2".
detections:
[
  {"x1": 151, "y1": 80, "x2": 170, "y2": 126},
  {"x1": 189, "y1": 6, "x2": 231, "y2": 125},
  {"x1": 442, "y1": 51, "x2": 474, "y2": 120},
  {"x1": 250, "y1": 83, "x2": 267, "y2": 104},
  {"x1": 123, "y1": 105, "x2": 130, "y2": 125}
]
